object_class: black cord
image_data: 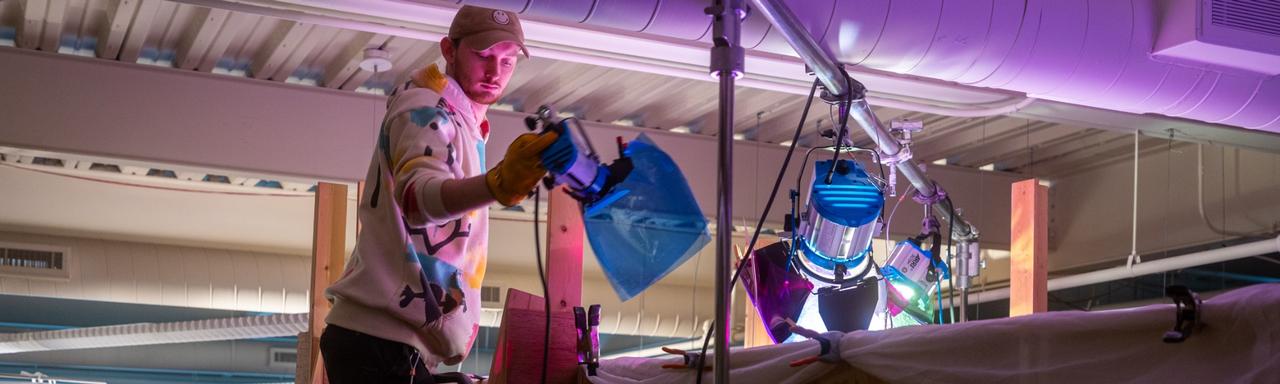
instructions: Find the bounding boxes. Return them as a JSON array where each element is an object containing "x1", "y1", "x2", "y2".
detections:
[
  {"x1": 823, "y1": 72, "x2": 856, "y2": 184},
  {"x1": 533, "y1": 186, "x2": 549, "y2": 384},
  {"x1": 946, "y1": 198, "x2": 956, "y2": 323},
  {"x1": 693, "y1": 78, "x2": 821, "y2": 384}
]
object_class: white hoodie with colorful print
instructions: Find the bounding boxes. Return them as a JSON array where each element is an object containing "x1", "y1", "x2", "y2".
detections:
[{"x1": 326, "y1": 64, "x2": 489, "y2": 368}]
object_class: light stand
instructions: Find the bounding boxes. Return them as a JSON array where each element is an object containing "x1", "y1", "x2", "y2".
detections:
[
  {"x1": 746, "y1": 0, "x2": 982, "y2": 320},
  {"x1": 707, "y1": 1, "x2": 745, "y2": 382}
]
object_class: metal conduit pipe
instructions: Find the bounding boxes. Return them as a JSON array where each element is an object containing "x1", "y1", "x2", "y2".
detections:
[
  {"x1": 1197, "y1": 144, "x2": 1275, "y2": 238},
  {"x1": 749, "y1": 0, "x2": 978, "y2": 241},
  {"x1": 0, "y1": 313, "x2": 308, "y2": 355},
  {"x1": 966, "y1": 235, "x2": 1280, "y2": 305}
]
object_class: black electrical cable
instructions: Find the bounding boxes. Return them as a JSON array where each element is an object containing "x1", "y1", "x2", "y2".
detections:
[
  {"x1": 693, "y1": 78, "x2": 821, "y2": 384},
  {"x1": 823, "y1": 72, "x2": 857, "y2": 185},
  {"x1": 533, "y1": 186, "x2": 549, "y2": 384},
  {"x1": 945, "y1": 196, "x2": 957, "y2": 323}
]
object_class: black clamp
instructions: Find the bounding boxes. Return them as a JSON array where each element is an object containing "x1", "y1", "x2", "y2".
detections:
[
  {"x1": 575, "y1": 304, "x2": 602, "y2": 375},
  {"x1": 1163, "y1": 285, "x2": 1202, "y2": 343}
]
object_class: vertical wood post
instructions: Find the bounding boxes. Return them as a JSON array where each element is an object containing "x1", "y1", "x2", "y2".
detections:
[
  {"x1": 490, "y1": 187, "x2": 585, "y2": 383},
  {"x1": 546, "y1": 187, "x2": 584, "y2": 312},
  {"x1": 1010, "y1": 179, "x2": 1048, "y2": 317},
  {"x1": 304, "y1": 182, "x2": 347, "y2": 383}
]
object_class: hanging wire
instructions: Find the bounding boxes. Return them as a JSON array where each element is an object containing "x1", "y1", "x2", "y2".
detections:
[{"x1": 1163, "y1": 131, "x2": 1174, "y2": 261}]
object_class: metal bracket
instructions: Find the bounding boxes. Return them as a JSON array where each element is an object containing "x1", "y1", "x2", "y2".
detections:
[
  {"x1": 575, "y1": 304, "x2": 602, "y2": 375},
  {"x1": 1163, "y1": 285, "x2": 1201, "y2": 343}
]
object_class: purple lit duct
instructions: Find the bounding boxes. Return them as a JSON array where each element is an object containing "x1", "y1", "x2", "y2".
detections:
[{"x1": 457, "y1": 0, "x2": 1280, "y2": 133}]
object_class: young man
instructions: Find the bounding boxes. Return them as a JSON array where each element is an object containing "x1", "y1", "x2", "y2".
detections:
[{"x1": 320, "y1": 5, "x2": 569, "y2": 383}]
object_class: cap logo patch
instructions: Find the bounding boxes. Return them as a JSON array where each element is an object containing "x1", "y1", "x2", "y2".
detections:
[{"x1": 492, "y1": 10, "x2": 510, "y2": 25}]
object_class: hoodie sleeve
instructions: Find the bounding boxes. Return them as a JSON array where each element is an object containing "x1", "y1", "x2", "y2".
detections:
[{"x1": 382, "y1": 89, "x2": 467, "y2": 227}]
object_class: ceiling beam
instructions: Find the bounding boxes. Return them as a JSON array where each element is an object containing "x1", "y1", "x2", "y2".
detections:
[
  {"x1": 97, "y1": 0, "x2": 138, "y2": 59},
  {"x1": 175, "y1": 7, "x2": 229, "y2": 70},
  {"x1": 646, "y1": 86, "x2": 721, "y2": 131},
  {"x1": 379, "y1": 39, "x2": 434, "y2": 88},
  {"x1": 1028, "y1": 133, "x2": 1141, "y2": 175},
  {"x1": 497, "y1": 58, "x2": 557, "y2": 105},
  {"x1": 323, "y1": 32, "x2": 390, "y2": 88},
  {"x1": 1036, "y1": 136, "x2": 1175, "y2": 177},
  {"x1": 117, "y1": 0, "x2": 159, "y2": 63},
  {"x1": 38, "y1": 0, "x2": 66, "y2": 52},
  {"x1": 521, "y1": 64, "x2": 614, "y2": 112},
  {"x1": 251, "y1": 20, "x2": 312, "y2": 80},
  {"x1": 544, "y1": 68, "x2": 620, "y2": 109},
  {"x1": 755, "y1": 99, "x2": 842, "y2": 144},
  {"x1": 271, "y1": 25, "x2": 337, "y2": 81},
  {"x1": 731, "y1": 92, "x2": 803, "y2": 138},
  {"x1": 392, "y1": 43, "x2": 440, "y2": 87},
  {"x1": 585, "y1": 73, "x2": 675, "y2": 124},
  {"x1": 946, "y1": 122, "x2": 1067, "y2": 167},
  {"x1": 911, "y1": 117, "x2": 1028, "y2": 162},
  {"x1": 197, "y1": 13, "x2": 258, "y2": 72},
  {"x1": 17, "y1": 0, "x2": 48, "y2": 49},
  {"x1": 1000, "y1": 129, "x2": 1107, "y2": 170},
  {"x1": 983, "y1": 128, "x2": 1099, "y2": 170}
]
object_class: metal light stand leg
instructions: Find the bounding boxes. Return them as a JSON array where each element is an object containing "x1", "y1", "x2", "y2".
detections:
[
  {"x1": 955, "y1": 240, "x2": 981, "y2": 322},
  {"x1": 708, "y1": 1, "x2": 745, "y2": 383}
]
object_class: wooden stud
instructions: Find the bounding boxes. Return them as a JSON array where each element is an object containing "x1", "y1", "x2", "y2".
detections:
[
  {"x1": 271, "y1": 25, "x2": 337, "y2": 82},
  {"x1": 118, "y1": 0, "x2": 159, "y2": 63},
  {"x1": 392, "y1": 44, "x2": 441, "y2": 88},
  {"x1": 39, "y1": 0, "x2": 66, "y2": 52},
  {"x1": 252, "y1": 21, "x2": 312, "y2": 80},
  {"x1": 98, "y1": 0, "x2": 138, "y2": 59},
  {"x1": 175, "y1": 7, "x2": 229, "y2": 70},
  {"x1": 490, "y1": 188, "x2": 586, "y2": 383},
  {"x1": 305, "y1": 182, "x2": 348, "y2": 384},
  {"x1": 18, "y1": 0, "x2": 48, "y2": 50},
  {"x1": 354, "y1": 180, "x2": 364, "y2": 236},
  {"x1": 1010, "y1": 179, "x2": 1048, "y2": 317},
  {"x1": 197, "y1": 13, "x2": 258, "y2": 72},
  {"x1": 545, "y1": 187, "x2": 584, "y2": 312}
]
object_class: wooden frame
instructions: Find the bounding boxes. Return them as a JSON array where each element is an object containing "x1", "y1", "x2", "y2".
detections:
[{"x1": 1010, "y1": 179, "x2": 1048, "y2": 317}]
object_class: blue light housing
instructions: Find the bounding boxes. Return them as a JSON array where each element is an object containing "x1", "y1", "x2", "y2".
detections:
[{"x1": 810, "y1": 160, "x2": 884, "y2": 227}]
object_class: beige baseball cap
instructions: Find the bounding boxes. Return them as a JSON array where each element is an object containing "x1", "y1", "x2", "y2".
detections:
[{"x1": 448, "y1": 5, "x2": 530, "y2": 57}]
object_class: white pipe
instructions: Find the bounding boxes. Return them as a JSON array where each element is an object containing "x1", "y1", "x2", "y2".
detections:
[
  {"x1": 968, "y1": 235, "x2": 1280, "y2": 304},
  {"x1": 0, "y1": 313, "x2": 308, "y2": 354},
  {"x1": 1127, "y1": 131, "x2": 1141, "y2": 268}
]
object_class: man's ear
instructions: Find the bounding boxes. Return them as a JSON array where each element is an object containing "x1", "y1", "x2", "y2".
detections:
[{"x1": 440, "y1": 37, "x2": 455, "y2": 65}]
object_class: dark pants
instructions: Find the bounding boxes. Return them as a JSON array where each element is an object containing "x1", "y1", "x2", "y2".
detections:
[{"x1": 320, "y1": 324, "x2": 433, "y2": 384}]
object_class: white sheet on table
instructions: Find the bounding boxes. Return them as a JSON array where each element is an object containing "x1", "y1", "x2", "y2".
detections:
[{"x1": 589, "y1": 283, "x2": 1280, "y2": 383}]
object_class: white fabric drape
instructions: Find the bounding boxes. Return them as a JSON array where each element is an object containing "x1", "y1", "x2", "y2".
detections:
[{"x1": 589, "y1": 283, "x2": 1280, "y2": 383}]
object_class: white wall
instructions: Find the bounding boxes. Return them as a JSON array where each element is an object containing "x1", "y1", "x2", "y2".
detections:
[
  {"x1": 0, "y1": 47, "x2": 383, "y2": 183},
  {"x1": 0, "y1": 231, "x2": 312, "y2": 313},
  {"x1": 1049, "y1": 143, "x2": 1280, "y2": 271}
]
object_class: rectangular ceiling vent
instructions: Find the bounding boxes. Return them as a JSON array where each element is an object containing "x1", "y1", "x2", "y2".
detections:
[
  {"x1": 480, "y1": 285, "x2": 504, "y2": 308},
  {"x1": 1210, "y1": 0, "x2": 1280, "y2": 37},
  {"x1": 0, "y1": 242, "x2": 71, "y2": 280},
  {"x1": 1154, "y1": 0, "x2": 1280, "y2": 75},
  {"x1": 269, "y1": 348, "x2": 299, "y2": 368}
]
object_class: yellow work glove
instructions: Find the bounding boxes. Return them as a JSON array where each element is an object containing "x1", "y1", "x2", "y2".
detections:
[{"x1": 486, "y1": 131, "x2": 559, "y2": 206}]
